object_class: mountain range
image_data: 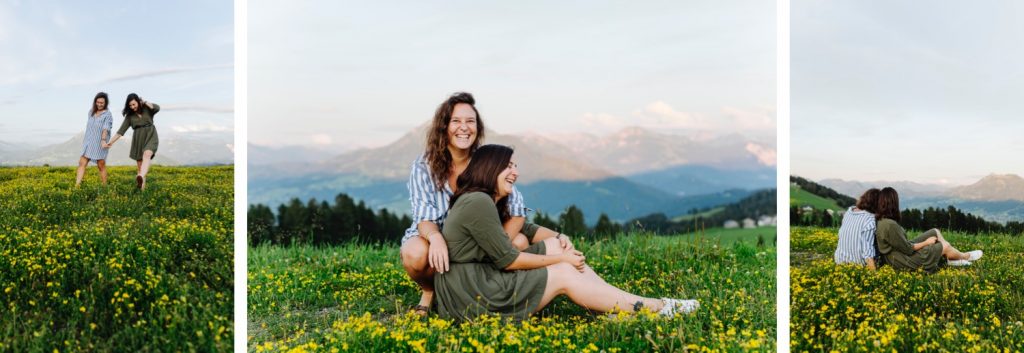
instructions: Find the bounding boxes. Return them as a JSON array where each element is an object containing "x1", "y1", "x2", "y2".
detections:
[
  {"x1": 249, "y1": 125, "x2": 777, "y2": 223},
  {"x1": 0, "y1": 132, "x2": 234, "y2": 166},
  {"x1": 816, "y1": 174, "x2": 1024, "y2": 223}
]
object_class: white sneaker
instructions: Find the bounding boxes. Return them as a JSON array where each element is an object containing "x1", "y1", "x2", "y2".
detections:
[
  {"x1": 947, "y1": 259, "x2": 971, "y2": 267},
  {"x1": 658, "y1": 298, "x2": 699, "y2": 317},
  {"x1": 967, "y1": 250, "x2": 983, "y2": 261}
]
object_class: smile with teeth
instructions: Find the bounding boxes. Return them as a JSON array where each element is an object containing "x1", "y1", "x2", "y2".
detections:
[{"x1": 505, "y1": 177, "x2": 516, "y2": 184}]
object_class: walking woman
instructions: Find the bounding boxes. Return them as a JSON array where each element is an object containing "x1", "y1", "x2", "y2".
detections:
[
  {"x1": 874, "y1": 187, "x2": 982, "y2": 273},
  {"x1": 104, "y1": 93, "x2": 160, "y2": 190},
  {"x1": 76, "y1": 92, "x2": 113, "y2": 187},
  {"x1": 434, "y1": 144, "x2": 698, "y2": 322},
  {"x1": 399, "y1": 92, "x2": 574, "y2": 317}
]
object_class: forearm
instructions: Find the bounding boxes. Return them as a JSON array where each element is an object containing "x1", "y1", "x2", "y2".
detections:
[
  {"x1": 865, "y1": 257, "x2": 876, "y2": 271},
  {"x1": 416, "y1": 221, "x2": 441, "y2": 242},
  {"x1": 531, "y1": 226, "x2": 561, "y2": 244},
  {"x1": 912, "y1": 241, "x2": 931, "y2": 251},
  {"x1": 504, "y1": 252, "x2": 563, "y2": 270},
  {"x1": 108, "y1": 134, "x2": 122, "y2": 144},
  {"x1": 101, "y1": 130, "x2": 109, "y2": 142}
]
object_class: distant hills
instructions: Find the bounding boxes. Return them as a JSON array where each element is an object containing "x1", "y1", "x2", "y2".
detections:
[
  {"x1": 0, "y1": 132, "x2": 233, "y2": 166},
  {"x1": 249, "y1": 125, "x2": 777, "y2": 223},
  {"x1": 803, "y1": 174, "x2": 1024, "y2": 223}
]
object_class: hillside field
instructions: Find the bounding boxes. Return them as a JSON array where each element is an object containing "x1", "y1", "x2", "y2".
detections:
[
  {"x1": 248, "y1": 227, "x2": 777, "y2": 352},
  {"x1": 0, "y1": 166, "x2": 234, "y2": 352},
  {"x1": 791, "y1": 226, "x2": 1024, "y2": 351}
]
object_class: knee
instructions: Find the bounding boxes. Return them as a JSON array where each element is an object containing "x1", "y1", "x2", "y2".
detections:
[
  {"x1": 512, "y1": 234, "x2": 529, "y2": 251},
  {"x1": 543, "y1": 237, "x2": 563, "y2": 255},
  {"x1": 78, "y1": 159, "x2": 88, "y2": 167},
  {"x1": 400, "y1": 238, "x2": 429, "y2": 267}
]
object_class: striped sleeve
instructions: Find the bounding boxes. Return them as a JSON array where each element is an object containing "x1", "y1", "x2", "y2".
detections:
[
  {"x1": 507, "y1": 184, "x2": 528, "y2": 218},
  {"x1": 102, "y1": 112, "x2": 112, "y2": 141},
  {"x1": 408, "y1": 158, "x2": 444, "y2": 225},
  {"x1": 858, "y1": 216, "x2": 877, "y2": 260}
]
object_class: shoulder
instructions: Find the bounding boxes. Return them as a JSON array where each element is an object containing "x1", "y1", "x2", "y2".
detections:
[{"x1": 876, "y1": 218, "x2": 899, "y2": 231}]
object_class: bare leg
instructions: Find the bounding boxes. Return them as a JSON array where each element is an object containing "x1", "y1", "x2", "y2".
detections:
[
  {"x1": 75, "y1": 156, "x2": 89, "y2": 187},
  {"x1": 939, "y1": 240, "x2": 968, "y2": 260},
  {"x1": 139, "y1": 150, "x2": 154, "y2": 189},
  {"x1": 97, "y1": 159, "x2": 108, "y2": 185},
  {"x1": 512, "y1": 233, "x2": 529, "y2": 251},
  {"x1": 400, "y1": 237, "x2": 435, "y2": 308},
  {"x1": 534, "y1": 237, "x2": 664, "y2": 313}
]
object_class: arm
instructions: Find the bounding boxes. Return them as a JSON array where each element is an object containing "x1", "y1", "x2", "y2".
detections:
[
  {"x1": 865, "y1": 257, "x2": 876, "y2": 271},
  {"x1": 407, "y1": 158, "x2": 449, "y2": 271},
  {"x1": 912, "y1": 237, "x2": 937, "y2": 251},
  {"x1": 879, "y1": 221, "x2": 917, "y2": 256},
  {"x1": 106, "y1": 117, "x2": 130, "y2": 147},
  {"x1": 143, "y1": 100, "x2": 159, "y2": 114},
  {"x1": 505, "y1": 250, "x2": 584, "y2": 272},
  {"x1": 531, "y1": 226, "x2": 574, "y2": 250}
]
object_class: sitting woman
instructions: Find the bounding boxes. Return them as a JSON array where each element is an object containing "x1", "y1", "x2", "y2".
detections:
[
  {"x1": 434, "y1": 144, "x2": 698, "y2": 322},
  {"x1": 833, "y1": 188, "x2": 880, "y2": 269},
  {"x1": 874, "y1": 187, "x2": 982, "y2": 273}
]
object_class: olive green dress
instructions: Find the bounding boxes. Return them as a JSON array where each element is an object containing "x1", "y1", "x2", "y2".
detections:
[
  {"x1": 116, "y1": 103, "x2": 160, "y2": 161},
  {"x1": 434, "y1": 192, "x2": 548, "y2": 322},
  {"x1": 876, "y1": 218, "x2": 945, "y2": 273}
]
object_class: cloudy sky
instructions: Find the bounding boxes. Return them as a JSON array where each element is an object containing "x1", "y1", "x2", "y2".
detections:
[
  {"x1": 0, "y1": 0, "x2": 233, "y2": 146},
  {"x1": 792, "y1": 0, "x2": 1024, "y2": 185},
  {"x1": 248, "y1": 0, "x2": 775, "y2": 150}
]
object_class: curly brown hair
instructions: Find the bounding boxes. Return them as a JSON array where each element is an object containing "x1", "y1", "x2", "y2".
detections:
[
  {"x1": 425, "y1": 92, "x2": 485, "y2": 191},
  {"x1": 856, "y1": 188, "x2": 880, "y2": 213}
]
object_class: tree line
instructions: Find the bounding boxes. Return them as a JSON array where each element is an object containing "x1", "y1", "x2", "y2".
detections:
[
  {"x1": 248, "y1": 188, "x2": 778, "y2": 246},
  {"x1": 791, "y1": 205, "x2": 1024, "y2": 236},
  {"x1": 790, "y1": 176, "x2": 855, "y2": 208}
]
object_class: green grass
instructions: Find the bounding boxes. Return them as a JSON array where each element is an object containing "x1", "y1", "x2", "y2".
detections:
[
  {"x1": 790, "y1": 226, "x2": 1024, "y2": 351},
  {"x1": 789, "y1": 184, "x2": 845, "y2": 212},
  {"x1": 248, "y1": 227, "x2": 776, "y2": 352},
  {"x1": 0, "y1": 166, "x2": 234, "y2": 352}
]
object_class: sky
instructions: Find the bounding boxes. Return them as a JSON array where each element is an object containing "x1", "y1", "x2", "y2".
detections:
[
  {"x1": 0, "y1": 0, "x2": 233, "y2": 146},
  {"x1": 792, "y1": 1, "x2": 1024, "y2": 186},
  {"x1": 248, "y1": 0, "x2": 776, "y2": 150}
]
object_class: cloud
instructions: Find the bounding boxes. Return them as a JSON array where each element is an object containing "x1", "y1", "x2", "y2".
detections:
[
  {"x1": 162, "y1": 105, "x2": 234, "y2": 114},
  {"x1": 170, "y1": 123, "x2": 232, "y2": 133},
  {"x1": 58, "y1": 64, "x2": 233, "y2": 87},
  {"x1": 580, "y1": 101, "x2": 776, "y2": 134},
  {"x1": 745, "y1": 142, "x2": 777, "y2": 166},
  {"x1": 311, "y1": 134, "x2": 333, "y2": 146}
]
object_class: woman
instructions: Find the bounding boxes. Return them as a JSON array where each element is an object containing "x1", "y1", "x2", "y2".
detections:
[
  {"x1": 399, "y1": 92, "x2": 573, "y2": 317},
  {"x1": 834, "y1": 188, "x2": 880, "y2": 269},
  {"x1": 434, "y1": 144, "x2": 698, "y2": 322},
  {"x1": 76, "y1": 92, "x2": 113, "y2": 187},
  {"x1": 104, "y1": 93, "x2": 160, "y2": 190},
  {"x1": 874, "y1": 187, "x2": 982, "y2": 273}
]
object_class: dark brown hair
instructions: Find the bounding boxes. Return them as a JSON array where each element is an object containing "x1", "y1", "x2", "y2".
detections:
[
  {"x1": 875, "y1": 187, "x2": 900, "y2": 222},
  {"x1": 449, "y1": 144, "x2": 513, "y2": 223},
  {"x1": 122, "y1": 93, "x2": 144, "y2": 117},
  {"x1": 856, "y1": 188, "x2": 880, "y2": 213},
  {"x1": 91, "y1": 92, "x2": 109, "y2": 116},
  {"x1": 425, "y1": 92, "x2": 485, "y2": 191}
]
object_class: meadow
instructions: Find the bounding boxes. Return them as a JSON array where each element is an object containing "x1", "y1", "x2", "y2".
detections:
[
  {"x1": 790, "y1": 226, "x2": 1024, "y2": 352},
  {"x1": 0, "y1": 166, "x2": 234, "y2": 352},
  {"x1": 248, "y1": 227, "x2": 777, "y2": 352}
]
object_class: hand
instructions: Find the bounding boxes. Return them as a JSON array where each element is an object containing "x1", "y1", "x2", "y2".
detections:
[
  {"x1": 102, "y1": 143, "x2": 111, "y2": 149},
  {"x1": 426, "y1": 232, "x2": 449, "y2": 273},
  {"x1": 561, "y1": 249, "x2": 586, "y2": 272},
  {"x1": 925, "y1": 237, "x2": 938, "y2": 246},
  {"x1": 558, "y1": 234, "x2": 575, "y2": 251}
]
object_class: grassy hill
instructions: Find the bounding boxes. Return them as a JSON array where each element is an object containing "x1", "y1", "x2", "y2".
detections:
[
  {"x1": 248, "y1": 227, "x2": 776, "y2": 352},
  {"x1": 0, "y1": 166, "x2": 234, "y2": 352},
  {"x1": 790, "y1": 226, "x2": 1024, "y2": 351},
  {"x1": 790, "y1": 184, "x2": 846, "y2": 212}
]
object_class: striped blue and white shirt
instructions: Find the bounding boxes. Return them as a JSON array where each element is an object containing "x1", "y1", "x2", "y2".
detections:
[
  {"x1": 81, "y1": 110, "x2": 113, "y2": 160},
  {"x1": 401, "y1": 155, "x2": 529, "y2": 244},
  {"x1": 834, "y1": 207, "x2": 877, "y2": 266}
]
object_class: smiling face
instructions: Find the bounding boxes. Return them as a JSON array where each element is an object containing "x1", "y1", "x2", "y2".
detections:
[
  {"x1": 495, "y1": 159, "x2": 518, "y2": 199},
  {"x1": 94, "y1": 97, "x2": 107, "y2": 112},
  {"x1": 129, "y1": 99, "x2": 139, "y2": 112},
  {"x1": 447, "y1": 103, "x2": 478, "y2": 151}
]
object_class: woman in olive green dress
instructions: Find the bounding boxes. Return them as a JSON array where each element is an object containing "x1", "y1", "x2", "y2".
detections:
[
  {"x1": 434, "y1": 144, "x2": 699, "y2": 322},
  {"x1": 874, "y1": 187, "x2": 982, "y2": 273},
  {"x1": 104, "y1": 93, "x2": 159, "y2": 190}
]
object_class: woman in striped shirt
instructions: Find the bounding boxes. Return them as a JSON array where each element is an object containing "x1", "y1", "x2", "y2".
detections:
[
  {"x1": 75, "y1": 92, "x2": 113, "y2": 187},
  {"x1": 834, "y1": 188, "x2": 881, "y2": 269},
  {"x1": 399, "y1": 92, "x2": 573, "y2": 317}
]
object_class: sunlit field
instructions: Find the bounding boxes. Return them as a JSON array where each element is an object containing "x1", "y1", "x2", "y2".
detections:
[
  {"x1": 0, "y1": 166, "x2": 234, "y2": 352},
  {"x1": 248, "y1": 227, "x2": 776, "y2": 352},
  {"x1": 791, "y1": 226, "x2": 1024, "y2": 352}
]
